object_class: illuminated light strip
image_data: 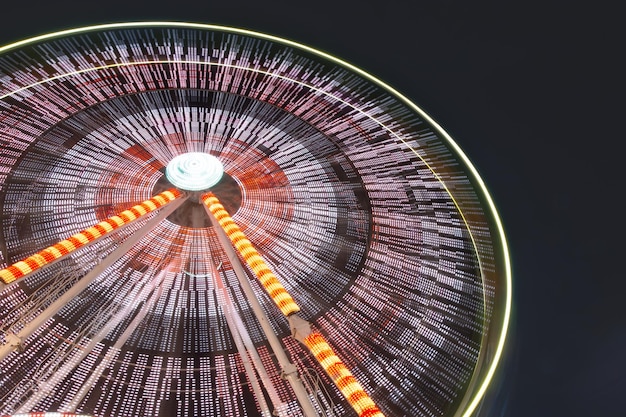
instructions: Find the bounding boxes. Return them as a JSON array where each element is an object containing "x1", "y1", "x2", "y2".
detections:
[
  {"x1": 0, "y1": 188, "x2": 181, "y2": 285},
  {"x1": 0, "y1": 39, "x2": 505, "y2": 409},
  {"x1": 202, "y1": 192, "x2": 300, "y2": 317},
  {"x1": 304, "y1": 332, "x2": 384, "y2": 417},
  {"x1": 0, "y1": 46, "x2": 510, "y2": 416},
  {"x1": 203, "y1": 192, "x2": 385, "y2": 416},
  {"x1": 0, "y1": 23, "x2": 510, "y2": 415}
]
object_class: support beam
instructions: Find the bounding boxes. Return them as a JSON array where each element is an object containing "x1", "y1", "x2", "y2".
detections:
[
  {"x1": 0, "y1": 188, "x2": 183, "y2": 288},
  {"x1": 300, "y1": 332, "x2": 384, "y2": 417},
  {"x1": 203, "y1": 197, "x2": 320, "y2": 417},
  {"x1": 202, "y1": 193, "x2": 299, "y2": 317},
  {"x1": 213, "y1": 261, "x2": 274, "y2": 417},
  {"x1": 65, "y1": 263, "x2": 174, "y2": 412},
  {"x1": 0, "y1": 193, "x2": 187, "y2": 362},
  {"x1": 201, "y1": 191, "x2": 385, "y2": 417},
  {"x1": 16, "y1": 277, "x2": 151, "y2": 413}
]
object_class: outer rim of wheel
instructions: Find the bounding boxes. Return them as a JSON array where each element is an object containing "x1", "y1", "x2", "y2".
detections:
[{"x1": 0, "y1": 21, "x2": 512, "y2": 417}]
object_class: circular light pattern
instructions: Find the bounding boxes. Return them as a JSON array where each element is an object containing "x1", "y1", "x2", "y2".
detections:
[
  {"x1": 165, "y1": 152, "x2": 224, "y2": 191},
  {"x1": 0, "y1": 23, "x2": 511, "y2": 417}
]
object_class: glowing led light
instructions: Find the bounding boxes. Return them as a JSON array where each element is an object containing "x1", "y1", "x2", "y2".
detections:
[
  {"x1": 202, "y1": 192, "x2": 300, "y2": 317},
  {"x1": 0, "y1": 22, "x2": 512, "y2": 417},
  {"x1": 0, "y1": 32, "x2": 510, "y2": 417},
  {"x1": 0, "y1": 188, "x2": 182, "y2": 285},
  {"x1": 203, "y1": 192, "x2": 385, "y2": 416},
  {"x1": 304, "y1": 332, "x2": 384, "y2": 417},
  {"x1": 166, "y1": 152, "x2": 224, "y2": 191}
]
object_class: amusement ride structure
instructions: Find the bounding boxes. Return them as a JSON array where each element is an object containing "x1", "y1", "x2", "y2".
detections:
[{"x1": 0, "y1": 23, "x2": 511, "y2": 417}]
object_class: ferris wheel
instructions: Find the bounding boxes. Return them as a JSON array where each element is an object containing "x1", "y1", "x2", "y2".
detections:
[{"x1": 0, "y1": 22, "x2": 511, "y2": 417}]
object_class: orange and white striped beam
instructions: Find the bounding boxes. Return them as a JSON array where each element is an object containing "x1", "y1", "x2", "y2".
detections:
[
  {"x1": 0, "y1": 188, "x2": 182, "y2": 285},
  {"x1": 201, "y1": 192, "x2": 385, "y2": 417},
  {"x1": 304, "y1": 332, "x2": 384, "y2": 417},
  {"x1": 201, "y1": 192, "x2": 300, "y2": 317}
]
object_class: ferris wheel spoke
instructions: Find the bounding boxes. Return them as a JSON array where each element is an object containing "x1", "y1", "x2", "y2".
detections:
[
  {"x1": 202, "y1": 191, "x2": 320, "y2": 417},
  {"x1": 201, "y1": 192, "x2": 384, "y2": 417},
  {"x1": 0, "y1": 189, "x2": 184, "y2": 289},
  {"x1": 0, "y1": 192, "x2": 187, "y2": 361}
]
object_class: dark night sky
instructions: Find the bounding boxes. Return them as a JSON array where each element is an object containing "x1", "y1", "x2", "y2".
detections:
[{"x1": 0, "y1": 1, "x2": 623, "y2": 416}]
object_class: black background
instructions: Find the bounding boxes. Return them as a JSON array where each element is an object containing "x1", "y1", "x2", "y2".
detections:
[{"x1": 0, "y1": 1, "x2": 623, "y2": 416}]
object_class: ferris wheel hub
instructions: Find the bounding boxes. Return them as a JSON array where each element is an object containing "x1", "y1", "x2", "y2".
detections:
[{"x1": 165, "y1": 152, "x2": 224, "y2": 191}]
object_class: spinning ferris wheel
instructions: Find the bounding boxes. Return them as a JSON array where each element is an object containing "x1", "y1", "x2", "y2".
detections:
[{"x1": 0, "y1": 23, "x2": 511, "y2": 417}]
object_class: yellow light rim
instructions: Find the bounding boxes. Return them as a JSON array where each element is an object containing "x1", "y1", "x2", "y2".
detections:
[{"x1": 0, "y1": 23, "x2": 511, "y2": 416}]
